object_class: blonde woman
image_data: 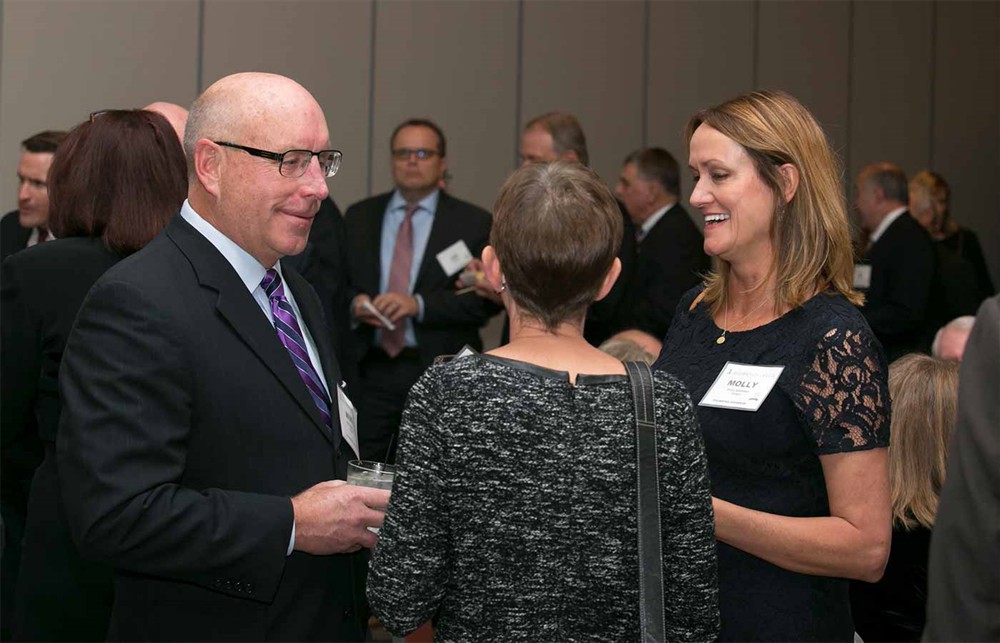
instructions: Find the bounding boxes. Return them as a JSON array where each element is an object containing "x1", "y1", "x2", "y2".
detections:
[
  {"x1": 654, "y1": 90, "x2": 892, "y2": 641},
  {"x1": 852, "y1": 354, "x2": 959, "y2": 642},
  {"x1": 909, "y1": 170, "x2": 994, "y2": 317}
]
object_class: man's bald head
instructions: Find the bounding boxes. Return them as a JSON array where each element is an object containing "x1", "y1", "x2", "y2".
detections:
[
  {"x1": 932, "y1": 316, "x2": 976, "y2": 362},
  {"x1": 183, "y1": 73, "x2": 324, "y2": 176},
  {"x1": 143, "y1": 101, "x2": 188, "y2": 142}
]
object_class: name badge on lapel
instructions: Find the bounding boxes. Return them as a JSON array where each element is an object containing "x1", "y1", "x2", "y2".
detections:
[
  {"x1": 437, "y1": 240, "x2": 474, "y2": 277},
  {"x1": 853, "y1": 264, "x2": 872, "y2": 289},
  {"x1": 337, "y1": 383, "x2": 360, "y2": 458},
  {"x1": 699, "y1": 361, "x2": 784, "y2": 412}
]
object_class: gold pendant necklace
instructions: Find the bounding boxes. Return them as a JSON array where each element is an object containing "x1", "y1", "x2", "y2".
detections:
[{"x1": 716, "y1": 296, "x2": 771, "y2": 345}]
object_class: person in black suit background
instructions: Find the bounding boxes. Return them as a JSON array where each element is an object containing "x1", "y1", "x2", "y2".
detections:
[
  {"x1": 57, "y1": 72, "x2": 388, "y2": 641},
  {"x1": 346, "y1": 119, "x2": 497, "y2": 463},
  {"x1": 0, "y1": 128, "x2": 66, "y2": 641},
  {"x1": 284, "y1": 196, "x2": 359, "y2": 386},
  {"x1": 518, "y1": 111, "x2": 637, "y2": 345},
  {"x1": 3, "y1": 109, "x2": 188, "y2": 641},
  {"x1": 613, "y1": 147, "x2": 709, "y2": 340},
  {"x1": 0, "y1": 131, "x2": 66, "y2": 264},
  {"x1": 854, "y1": 162, "x2": 936, "y2": 361}
]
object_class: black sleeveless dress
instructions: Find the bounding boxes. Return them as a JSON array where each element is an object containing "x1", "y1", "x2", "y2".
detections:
[{"x1": 654, "y1": 287, "x2": 890, "y2": 642}]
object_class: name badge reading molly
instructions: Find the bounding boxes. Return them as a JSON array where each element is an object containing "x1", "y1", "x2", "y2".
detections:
[{"x1": 698, "y1": 361, "x2": 785, "y2": 412}]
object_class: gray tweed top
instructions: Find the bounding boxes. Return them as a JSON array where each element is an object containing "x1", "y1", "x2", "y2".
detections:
[{"x1": 367, "y1": 354, "x2": 720, "y2": 642}]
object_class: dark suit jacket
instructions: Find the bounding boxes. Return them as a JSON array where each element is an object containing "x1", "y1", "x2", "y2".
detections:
[
  {"x1": 1, "y1": 237, "x2": 120, "y2": 640},
  {"x1": 283, "y1": 197, "x2": 360, "y2": 391},
  {"x1": 57, "y1": 215, "x2": 366, "y2": 642},
  {"x1": 583, "y1": 204, "x2": 637, "y2": 346},
  {"x1": 619, "y1": 204, "x2": 709, "y2": 340},
  {"x1": 923, "y1": 295, "x2": 1000, "y2": 642},
  {"x1": 859, "y1": 211, "x2": 936, "y2": 360},
  {"x1": 345, "y1": 191, "x2": 497, "y2": 368},
  {"x1": 0, "y1": 210, "x2": 32, "y2": 263}
]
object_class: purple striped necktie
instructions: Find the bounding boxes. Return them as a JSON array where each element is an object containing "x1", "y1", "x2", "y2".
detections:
[{"x1": 261, "y1": 269, "x2": 332, "y2": 428}]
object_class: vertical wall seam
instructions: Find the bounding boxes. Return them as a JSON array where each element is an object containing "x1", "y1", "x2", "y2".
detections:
[
  {"x1": 366, "y1": 0, "x2": 377, "y2": 196},
  {"x1": 513, "y1": 0, "x2": 524, "y2": 169},
  {"x1": 845, "y1": 0, "x2": 854, "y2": 179},
  {"x1": 641, "y1": 0, "x2": 650, "y2": 147},
  {"x1": 196, "y1": 0, "x2": 205, "y2": 93},
  {"x1": 928, "y1": 0, "x2": 937, "y2": 168},
  {"x1": 751, "y1": 0, "x2": 759, "y2": 88}
]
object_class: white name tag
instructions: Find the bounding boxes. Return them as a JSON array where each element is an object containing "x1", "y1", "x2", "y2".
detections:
[
  {"x1": 698, "y1": 361, "x2": 784, "y2": 412},
  {"x1": 854, "y1": 264, "x2": 872, "y2": 289},
  {"x1": 436, "y1": 240, "x2": 474, "y2": 277},
  {"x1": 337, "y1": 384, "x2": 360, "y2": 459}
]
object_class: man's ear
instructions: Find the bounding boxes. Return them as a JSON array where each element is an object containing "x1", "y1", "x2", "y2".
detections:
[
  {"x1": 778, "y1": 163, "x2": 800, "y2": 204},
  {"x1": 194, "y1": 139, "x2": 223, "y2": 198},
  {"x1": 482, "y1": 246, "x2": 504, "y2": 291},
  {"x1": 561, "y1": 150, "x2": 580, "y2": 164}
]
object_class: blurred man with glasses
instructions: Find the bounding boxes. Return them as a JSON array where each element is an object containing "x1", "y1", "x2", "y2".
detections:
[
  {"x1": 58, "y1": 72, "x2": 387, "y2": 641},
  {"x1": 345, "y1": 118, "x2": 496, "y2": 463}
]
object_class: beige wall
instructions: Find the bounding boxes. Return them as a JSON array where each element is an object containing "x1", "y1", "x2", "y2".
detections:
[{"x1": 2, "y1": 0, "x2": 997, "y2": 284}]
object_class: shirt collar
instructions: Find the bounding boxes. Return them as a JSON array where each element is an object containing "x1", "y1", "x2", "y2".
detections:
[
  {"x1": 388, "y1": 189, "x2": 440, "y2": 215},
  {"x1": 868, "y1": 206, "x2": 908, "y2": 244},
  {"x1": 639, "y1": 201, "x2": 676, "y2": 238},
  {"x1": 180, "y1": 199, "x2": 279, "y2": 293}
]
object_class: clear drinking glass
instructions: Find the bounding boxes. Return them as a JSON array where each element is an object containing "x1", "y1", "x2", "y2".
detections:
[{"x1": 347, "y1": 460, "x2": 396, "y2": 533}]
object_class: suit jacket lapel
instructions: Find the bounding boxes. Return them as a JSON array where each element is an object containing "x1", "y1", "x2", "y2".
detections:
[
  {"x1": 363, "y1": 195, "x2": 392, "y2": 295},
  {"x1": 414, "y1": 192, "x2": 453, "y2": 290},
  {"x1": 166, "y1": 216, "x2": 334, "y2": 445}
]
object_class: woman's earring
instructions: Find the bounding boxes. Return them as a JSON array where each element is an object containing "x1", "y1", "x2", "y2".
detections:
[{"x1": 496, "y1": 278, "x2": 507, "y2": 294}]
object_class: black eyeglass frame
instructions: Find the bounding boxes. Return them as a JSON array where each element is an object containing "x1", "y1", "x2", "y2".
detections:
[{"x1": 213, "y1": 141, "x2": 343, "y2": 178}]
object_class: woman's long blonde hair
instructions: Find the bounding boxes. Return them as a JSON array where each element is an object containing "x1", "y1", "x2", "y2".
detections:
[
  {"x1": 888, "y1": 354, "x2": 960, "y2": 530},
  {"x1": 685, "y1": 90, "x2": 862, "y2": 315}
]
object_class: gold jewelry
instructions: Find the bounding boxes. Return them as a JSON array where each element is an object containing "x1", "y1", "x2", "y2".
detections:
[{"x1": 716, "y1": 296, "x2": 771, "y2": 345}]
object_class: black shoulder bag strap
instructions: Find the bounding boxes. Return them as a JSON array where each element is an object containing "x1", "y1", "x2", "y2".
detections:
[{"x1": 625, "y1": 360, "x2": 665, "y2": 643}]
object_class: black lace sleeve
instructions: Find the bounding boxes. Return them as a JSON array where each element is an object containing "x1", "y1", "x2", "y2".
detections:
[{"x1": 795, "y1": 325, "x2": 890, "y2": 454}]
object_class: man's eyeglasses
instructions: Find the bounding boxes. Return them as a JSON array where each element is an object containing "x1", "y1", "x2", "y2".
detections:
[
  {"x1": 214, "y1": 141, "x2": 343, "y2": 178},
  {"x1": 391, "y1": 148, "x2": 440, "y2": 161}
]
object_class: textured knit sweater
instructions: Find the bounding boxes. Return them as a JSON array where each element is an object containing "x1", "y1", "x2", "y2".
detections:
[{"x1": 367, "y1": 354, "x2": 720, "y2": 642}]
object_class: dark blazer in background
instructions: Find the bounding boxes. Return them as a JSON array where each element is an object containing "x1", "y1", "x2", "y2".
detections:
[
  {"x1": 858, "y1": 212, "x2": 936, "y2": 361},
  {"x1": 583, "y1": 203, "x2": 636, "y2": 346},
  {"x1": 2, "y1": 237, "x2": 120, "y2": 641},
  {"x1": 923, "y1": 295, "x2": 1000, "y2": 642},
  {"x1": 619, "y1": 204, "x2": 709, "y2": 340},
  {"x1": 58, "y1": 215, "x2": 366, "y2": 642},
  {"x1": 345, "y1": 190, "x2": 498, "y2": 368},
  {"x1": 283, "y1": 197, "x2": 360, "y2": 390},
  {"x1": 0, "y1": 211, "x2": 32, "y2": 263}
]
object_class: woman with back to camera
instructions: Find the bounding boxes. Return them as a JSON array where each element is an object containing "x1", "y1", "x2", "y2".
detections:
[
  {"x1": 851, "y1": 353, "x2": 960, "y2": 642},
  {"x1": 2, "y1": 109, "x2": 187, "y2": 641},
  {"x1": 654, "y1": 90, "x2": 892, "y2": 641},
  {"x1": 367, "y1": 161, "x2": 720, "y2": 641}
]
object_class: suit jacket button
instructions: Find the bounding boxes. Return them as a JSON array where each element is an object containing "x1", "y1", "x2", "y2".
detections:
[{"x1": 343, "y1": 608, "x2": 354, "y2": 619}]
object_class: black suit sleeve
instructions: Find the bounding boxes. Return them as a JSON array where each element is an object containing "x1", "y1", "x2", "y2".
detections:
[
  {"x1": 923, "y1": 295, "x2": 1000, "y2": 641},
  {"x1": 1, "y1": 256, "x2": 40, "y2": 452},
  {"x1": 58, "y1": 279, "x2": 292, "y2": 602},
  {"x1": 863, "y1": 228, "x2": 936, "y2": 339}
]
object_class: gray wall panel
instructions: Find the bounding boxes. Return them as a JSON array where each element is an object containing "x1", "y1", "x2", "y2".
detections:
[
  {"x1": 647, "y1": 0, "x2": 755, "y2": 212},
  {"x1": 757, "y1": 1, "x2": 851, "y2": 155},
  {"x1": 933, "y1": 0, "x2": 1000, "y2": 287},
  {"x1": 849, "y1": 1, "x2": 933, "y2": 184},
  {"x1": 369, "y1": 0, "x2": 519, "y2": 211},
  {"x1": 201, "y1": 0, "x2": 373, "y2": 210},
  {"x1": 0, "y1": 0, "x2": 199, "y2": 209},
  {"x1": 521, "y1": 0, "x2": 646, "y2": 189}
]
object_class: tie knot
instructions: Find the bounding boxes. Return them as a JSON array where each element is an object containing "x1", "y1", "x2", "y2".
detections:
[
  {"x1": 261, "y1": 268, "x2": 283, "y2": 299},
  {"x1": 404, "y1": 203, "x2": 419, "y2": 218}
]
